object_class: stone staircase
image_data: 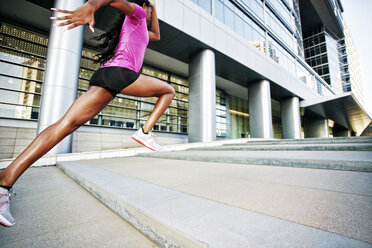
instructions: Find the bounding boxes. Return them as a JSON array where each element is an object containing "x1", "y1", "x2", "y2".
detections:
[
  {"x1": 53, "y1": 136, "x2": 372, "y2": 248},
  {"x1": 138, "y1": 136, "x2": 372, "y2": 172}
]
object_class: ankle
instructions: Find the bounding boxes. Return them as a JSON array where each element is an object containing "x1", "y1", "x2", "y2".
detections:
[
  {"x1": 141, "y1": 127, "x2": 150, "y2": 134},
  {"x1": 0, "y1": 185, "x2": 12, "y2": 191},
  {"x1": 0, "y1": 174, "x2": 13, "y2": 189}
]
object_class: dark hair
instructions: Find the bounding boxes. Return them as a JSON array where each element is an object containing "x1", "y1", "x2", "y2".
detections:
[{"x1": 93, "y1": 0, "x2": 150, "y2": 64}]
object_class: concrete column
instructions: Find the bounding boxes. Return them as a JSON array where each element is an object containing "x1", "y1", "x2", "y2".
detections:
[
  {"x1": 281, "y1": 97, "x2": 302, "y2": 139},
  {"x1": 248, "y1": 80, "x2": 273, "y2": 138},
  {"x1": 333, "y1": 127, "x2": 351, "y2": 137},
  {"x1": 304, "y1": 118, "x2": 329, "y2": 138},
  {"x1": 37, "y1": 0, "x2": 84, "y2": 154},
  {"x1": 188, "y1": 49, "x2": 216, "y2": 143}
]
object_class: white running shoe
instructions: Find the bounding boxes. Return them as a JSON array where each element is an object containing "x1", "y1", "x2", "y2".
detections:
[
  {"x1": 0, "y1": 187, "x2": 15, "y2": 227},
  {"x1": 132, "y1": 128, "x2": 163, "y2": 151}
]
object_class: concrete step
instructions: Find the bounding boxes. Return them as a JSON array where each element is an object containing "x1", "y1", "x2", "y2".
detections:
[
  {"x1": 191, "y1": 143, "x2": 372, "y2": 151},
  {"x1": 1, "y1": 167, "x2": 159, "y2": 248},
  {"x1": 0, "y1": 138, "x2": 254, "y2": 169},
  {"x1": 223, "y1": 137, "x2": 372, "y2": 146},
  {"x1": 57, "y1": 160, "x2": 372, "y2": 248},
  {"x1": 138, "y1": 150, "x2": 372, "y2": 172}
]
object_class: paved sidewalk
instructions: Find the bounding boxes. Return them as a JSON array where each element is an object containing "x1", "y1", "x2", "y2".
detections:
[{"x1": 0, "y1": 167, "x2": 158, "y2": 248}]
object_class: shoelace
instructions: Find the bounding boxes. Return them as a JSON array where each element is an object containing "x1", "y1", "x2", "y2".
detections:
[{"x1": 146, "y1": 131, "x2": 154, "y2": 137}]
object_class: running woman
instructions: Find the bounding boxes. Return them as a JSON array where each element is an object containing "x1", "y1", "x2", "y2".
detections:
[{"x1": 0, "y1": 0, "x2": 175, "y2": 227}]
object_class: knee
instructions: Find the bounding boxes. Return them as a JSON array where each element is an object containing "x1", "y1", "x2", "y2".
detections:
[
  {"x1": 168, "y1": 85, "x2": 176, "y2": 98},
  {"x1": 57, "y1": 118, "x2": 82, "y2": 133}
]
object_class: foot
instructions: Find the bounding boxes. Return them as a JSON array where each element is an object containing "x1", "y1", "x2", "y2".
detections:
[
  {"x1": 132, "y1": 128, "x2": 163, "y2": 151},
  {"x1": 0, "y1": 187, "x2": 15, "y2": 227}
]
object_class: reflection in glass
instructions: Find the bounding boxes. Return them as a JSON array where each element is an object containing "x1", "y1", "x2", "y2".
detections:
[
  {"x1": 229, "y1": 95, "x2": 249, "y2": 139},
  {"x1": 0, "y1": 23, "x2": 46, "y2": 120},
  {"x1": 0, "y1": 23, "x2": 189, "y2": 134},
  {"x1": 216, "y1": 89, "x2": 227, "y2": 137},
  {"x1": 190, "y1": 0, "x2": 211, "y2": 13}
]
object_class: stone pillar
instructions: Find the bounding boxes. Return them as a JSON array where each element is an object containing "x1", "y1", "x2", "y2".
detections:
[
  {"x1": 37, "y1": 0, "x2": 84, "y2": 154},
  {"x1": 248, "y1": 80, "x2": 273, "y2": 138},
  {"x1": 281, "y1": 97, "x2": 302, "y2": 139},
  {"x1": 333, "y1": 127, "x2": 351, "y2": 137},
  {"x1": 304, "y1": 118, "x2": 329, "y2": 138},
  {"x1": 188, "y1": 49, "x2": 216, "y2": 143}
]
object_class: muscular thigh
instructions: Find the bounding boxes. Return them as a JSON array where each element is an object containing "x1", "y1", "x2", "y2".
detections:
[
  {"x1": 61, "y1": 86, "x2": 113, "y2": 126},
  {"x1": 121, "y1": 74, "x2": 174, "y2": 97}
]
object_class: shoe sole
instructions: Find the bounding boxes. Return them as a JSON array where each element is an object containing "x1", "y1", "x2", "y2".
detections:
[
  {"x1": 132, "y1": 135, "x2": 157, "y2": 151},
  {"x1": 0, "y1": 214, "x2": 14, "y2": 227}
]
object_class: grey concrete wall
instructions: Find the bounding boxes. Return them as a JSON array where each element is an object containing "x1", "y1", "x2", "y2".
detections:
[
  {"x1": 72, "y1": 127, "x2": 188, "y2": 153},
  {"x1": 0, "y1": 125, "x2": 187, "y2": 159},
  {"x1": 0, "y1": 126, "x2": 37, "y2": 159}
]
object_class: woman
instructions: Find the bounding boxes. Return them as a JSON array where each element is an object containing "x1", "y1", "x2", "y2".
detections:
[{"x1": 0, "y1": 0, "x2": 175, "y2": 227}]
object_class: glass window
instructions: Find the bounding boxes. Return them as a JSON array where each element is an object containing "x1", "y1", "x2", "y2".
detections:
[
  {"x1": 235, "y1": 15, "x2": 245, "y2": 36},
  {"x1": 190, "y1": 0, "x2": 211, "y2": 13},
  {"x1": 224, "y1": 5, "x2": 235, "y2": 30},
  {"x1": 265, "y1": 9, "x2": 294, "y2": 50},
  {"x1": 243, "y1": 21, "x2": 253, "y2": 41},
  {"x1": 0, "y1": 23, "x2": 189, "y2": 134},
  {"x1": 216, "y1": 89, "x2": 227, "y2": 137},
  {"x1": 213, "y1": 0, "x2": 266, "y2": 54},
  {"x1": 199, "y1": 0, "x2": 212, "y2": 13},
  {"x1": 267, "y1": 36, "x2": 296, "y2": 76},
  {"x1": 229, "y1": 95, "x2": 249, "y2": 139},
  {"x1": 0, "y1": 23, "x2": 46, "y2": 120},
  {"x1": 215, "y1": 0, "x2": 225, "y2": 22},
  {"x1": 267, "y1": 0, "x2": 291, "y2": 26}
]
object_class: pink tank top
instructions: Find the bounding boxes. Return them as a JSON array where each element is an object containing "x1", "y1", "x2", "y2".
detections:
[{"x1": 102, "y1": 4, "x2": 149, "y2": 73}]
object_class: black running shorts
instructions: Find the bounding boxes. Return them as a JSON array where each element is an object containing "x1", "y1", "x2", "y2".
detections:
[{"x1": 89, "y1": 66, "x2": 140, "y2": 98}]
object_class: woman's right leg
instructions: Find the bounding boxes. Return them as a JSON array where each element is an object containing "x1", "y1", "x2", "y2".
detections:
[
  {"x1": 0, "y1": 86, "x2": 113, "y2": 187},
  {"x1": 121, "y1": 74, "x2": 175, "y2": 133},
  {"x1": 121, "y1": 74, "x2": 175, "y2": 151}
]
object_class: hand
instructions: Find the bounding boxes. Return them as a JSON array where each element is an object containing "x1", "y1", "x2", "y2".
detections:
[
  {"x1": 149, "y1": 0, "x2": 156, "y2": 8},
  {"x1": 50, "y1": 2, "x2": 97, "y2": 33}
]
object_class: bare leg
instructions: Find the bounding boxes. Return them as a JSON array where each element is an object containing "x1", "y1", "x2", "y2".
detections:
[
  {"x1": 121, "y1": 74, "x2": 175, "y2": 133},
  {"x1": 0, "y1": 86, "x2": 113, "y2": 187}
]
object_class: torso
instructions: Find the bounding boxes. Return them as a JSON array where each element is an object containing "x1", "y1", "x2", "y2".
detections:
[{"x1": 102, "y1": 4, "x2": 149, "y2": 73}]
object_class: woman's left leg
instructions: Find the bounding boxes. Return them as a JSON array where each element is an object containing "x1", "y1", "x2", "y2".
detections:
[
  {"x1": 121, "y1": 74, "x2": 175, "y2": 133},
  {"x1": 0, "y1": 86, "x2": 113, "y2": 188}
]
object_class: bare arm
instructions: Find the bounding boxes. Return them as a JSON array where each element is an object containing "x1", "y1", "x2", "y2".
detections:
[
  {"x1": 51, "y1": 0, "x2": 134, "y2": 32},
  {"x1": 148, "y1": 0, "x2": 160, "y2": 41},
  {"x1": 109, "y1": 0, "x2": 135, "y2": 15}
]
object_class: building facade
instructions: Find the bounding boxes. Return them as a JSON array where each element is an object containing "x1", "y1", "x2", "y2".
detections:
[
  {"x1": 303, "y1": 26, "x2": 343, "y2": 93},
  {"x1": 338, "y1": 24, "x2": 365, "y2": 107},
  {"x1": 300, "y1": 0, "x2": 366, "y2": 111},
  {"x1": 0, "y1": 0, "x2": 370, "y2": 158}
]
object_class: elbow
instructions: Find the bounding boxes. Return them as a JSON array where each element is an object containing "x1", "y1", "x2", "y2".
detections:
[
  {"x1": 150, "y1": 34, "x2": 160, "y2": 42},
  {"x1": 153, "y1": 32, "x2": 161, "y2": 41}
]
